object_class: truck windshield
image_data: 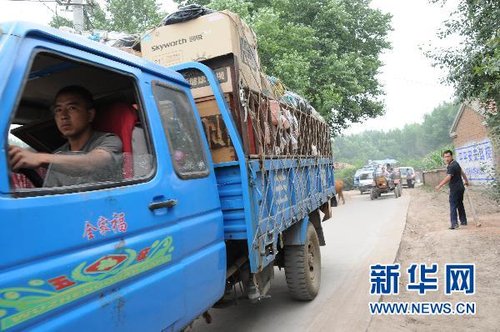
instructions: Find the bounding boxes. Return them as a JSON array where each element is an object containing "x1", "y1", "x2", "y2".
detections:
[
  {"x1": 400, "y1": 168, "x2": 412, "y2": 176},
  {"x1": 360, "y1": 173, "x2": 372, "y2": 180}
]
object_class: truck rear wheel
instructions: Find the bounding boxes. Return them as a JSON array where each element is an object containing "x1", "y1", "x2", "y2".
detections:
[{"x1": 284, "y1": 223, "x2": 321, "y2": 301}]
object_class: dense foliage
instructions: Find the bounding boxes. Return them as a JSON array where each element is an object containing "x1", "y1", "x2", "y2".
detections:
[
  {"x1": 50, "y1": 0, "x2": 164, "y2": 34},
  {"x1": 332, "y1": 102, "x2": 459, "y2": 167},
  {"x1": 177, "y1": 0, "x2": 392, "y2": 134},
  {"x1": 429, "y1": 0, "x2": 499, "y2": 106}
]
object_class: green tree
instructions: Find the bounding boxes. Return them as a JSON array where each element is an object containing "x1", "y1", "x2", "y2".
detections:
[
  {"x1": 50, "y1": 0, "x2": 165, "y2": 34},
  {"x1": 332, "y1": 102, "x2": 459, "y2": 166},
  {"x1": 49, "y1": 15, "x2": 74, "y2": 29},
  {"x1": 429, "y1": 0, "x2": 499, "y2": 200},
  {"x1": 177, "y1": 0, "x2": 392, "y2": 134},
  {"x1": 429, "y1": 0, "x2": 499, "y2": 105},
  {"x1": 420, "y1": 102, "x2": 459, "y2": 150}
]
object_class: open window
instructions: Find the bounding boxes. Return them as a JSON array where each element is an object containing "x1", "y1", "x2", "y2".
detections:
[{"x1": 7, "y1": 51, "x2": 155, "y2": 195}]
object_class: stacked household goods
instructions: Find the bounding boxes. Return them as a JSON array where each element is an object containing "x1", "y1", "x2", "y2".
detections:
[
  {"x1": 81, "y1": 29, "x2": 141, "y2": 55},
  {"x1": 140, "y1": 5, "x2": 331, "y2": 159},
  {"x1": 57, "y1": 25, "x2": 143, "y2": 56}
]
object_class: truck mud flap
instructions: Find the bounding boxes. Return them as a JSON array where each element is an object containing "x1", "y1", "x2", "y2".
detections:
[{"x1": 309, "y1": 209, "x2": 326, "y2": 246}]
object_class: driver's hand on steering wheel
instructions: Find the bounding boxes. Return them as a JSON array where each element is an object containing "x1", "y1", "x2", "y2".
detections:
[{"x1": 8, "y1": 145, "x2": 46, "y2": 171}]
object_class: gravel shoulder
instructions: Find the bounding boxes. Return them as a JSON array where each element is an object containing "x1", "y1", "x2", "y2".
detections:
[{"x1": 368, "y1": 186, "x2": 500, "y2": 332}]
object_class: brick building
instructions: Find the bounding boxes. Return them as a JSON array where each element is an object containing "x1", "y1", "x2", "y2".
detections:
[{"x1": 449, "y1": 101, "x2": 497, "y2": 184}]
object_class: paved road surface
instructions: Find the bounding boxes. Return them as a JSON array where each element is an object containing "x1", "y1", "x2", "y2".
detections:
[{"x1": 191, "y1": 190, "x2": 411, "y2": 332}]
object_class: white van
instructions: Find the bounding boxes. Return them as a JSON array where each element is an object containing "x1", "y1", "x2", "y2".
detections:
[
  {"x1": 399, "y1": 166, "x2": 416, "y2": 188},
  {"x1": 359, "y1": 170, "x2": 374, "y2": 194}
]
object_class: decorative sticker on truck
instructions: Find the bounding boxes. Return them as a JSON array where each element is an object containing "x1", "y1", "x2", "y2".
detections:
[
  {"x1": 82, "y1": 212, "x2": 128, "y2": 240},
  {"x1": 0, "y1": 236, "x2": 174, "y2": 330}
]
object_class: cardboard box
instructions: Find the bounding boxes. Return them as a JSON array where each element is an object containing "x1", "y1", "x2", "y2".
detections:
[
  {"x1": 117, "y1": 47, "x2": 142, "y2": 57},
  {"x1": 195, "y1": 95, "x2": 237, "y2": 163},
  {"x1": 141, "y1": 10, "x2": 261, "y2": 93},
  {"x1": 181, "y1": 64, "x2": 234, "y2": 99}
]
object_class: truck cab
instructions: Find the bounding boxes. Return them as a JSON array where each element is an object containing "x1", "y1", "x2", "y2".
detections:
[{"x1": 0, "y1": 22, "x2": 226, "y2": 331}]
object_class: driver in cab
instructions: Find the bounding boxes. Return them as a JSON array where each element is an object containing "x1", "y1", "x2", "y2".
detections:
[{"x1": 8, "y1": 85, "x2": 122, "y2": 187}]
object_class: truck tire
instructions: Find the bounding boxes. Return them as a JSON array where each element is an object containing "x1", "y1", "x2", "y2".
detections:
[{"x1": 284, "y1": 223, "x2": 321, "y2": 301}]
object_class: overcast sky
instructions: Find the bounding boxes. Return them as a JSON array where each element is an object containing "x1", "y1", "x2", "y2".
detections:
[
  {"x1": 0, "y1": 0, "x2": 460, "y2": 135},
  {"x1": 347, "y1": 0, "x2": 459, "y2": 134}
]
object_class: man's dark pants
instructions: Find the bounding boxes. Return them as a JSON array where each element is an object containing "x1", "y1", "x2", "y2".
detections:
[{"x1": 449, "y1": 188, "x2": 467, "y2": 227}]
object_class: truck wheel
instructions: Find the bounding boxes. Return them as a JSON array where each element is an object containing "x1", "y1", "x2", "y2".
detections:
[{"x1": 284, "y1": 223, "x2": 321, "y2": 301}]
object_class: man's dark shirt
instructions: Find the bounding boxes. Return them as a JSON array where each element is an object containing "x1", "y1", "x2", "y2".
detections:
[{"x1": 447, "y1": 159, "x2": 464, "y2": 193}]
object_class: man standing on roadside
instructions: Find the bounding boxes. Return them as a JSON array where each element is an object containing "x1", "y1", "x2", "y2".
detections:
[{"x1": 435, "y1": 150, "x2": 469, "y2": 229}]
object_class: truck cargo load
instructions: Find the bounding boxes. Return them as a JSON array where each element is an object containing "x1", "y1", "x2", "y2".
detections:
[
  {"x1": 141, "y1": 10, "x2": 262, "y2": 95},
  {"x1": 141, "y1": 8, "x2": 331, "y2": 165}
]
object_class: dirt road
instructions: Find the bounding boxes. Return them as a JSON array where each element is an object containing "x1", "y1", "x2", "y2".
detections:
[
  {"x1": 191, "y1": 189, "x2": 411, "y2": 332},
  {"x1": 369, "y1": 187, "x2": 500, "y2": 332}
]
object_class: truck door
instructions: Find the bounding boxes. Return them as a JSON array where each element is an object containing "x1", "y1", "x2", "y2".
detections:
[{"x1": 0, "y1": 29, "x2": 225, "y2": 331}]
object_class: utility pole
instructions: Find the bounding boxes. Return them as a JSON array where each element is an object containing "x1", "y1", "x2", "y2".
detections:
[{"x1": 72, "y1": 0, "x2": 84, "y2": 33}]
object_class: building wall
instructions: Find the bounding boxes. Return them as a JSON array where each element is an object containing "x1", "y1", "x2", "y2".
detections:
[
  {"x1": 453, "y1": 105, "x2": 489, "y2": 147},
  {"x1": 452, "y1": 104, "x2": 496, "y2": 184}
]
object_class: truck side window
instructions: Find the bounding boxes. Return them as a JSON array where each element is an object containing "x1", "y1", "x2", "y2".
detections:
[
  {"x1": 152, "y1": 82, "x2": 209, "y2": 179},
  {"x1": 7, "y1": 51, "x2": 155, "y2": 195}
]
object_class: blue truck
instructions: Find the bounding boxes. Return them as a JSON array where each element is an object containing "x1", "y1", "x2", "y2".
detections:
[{"x1": 0, "y1": 22, "x2": 336, "y2": 331}]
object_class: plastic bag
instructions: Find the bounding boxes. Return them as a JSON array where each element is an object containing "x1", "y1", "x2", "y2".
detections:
[
  {"x1": 162, "y1": 4, "x2": 215, "y2": 26},
  {"x1": 270, "y1": 100, "x2": 281, "y2": 126}
]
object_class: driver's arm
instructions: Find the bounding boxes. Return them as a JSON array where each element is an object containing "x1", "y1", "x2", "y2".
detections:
[{"x1": 8, "y1": 145, "x2": 112, "y2": 175}]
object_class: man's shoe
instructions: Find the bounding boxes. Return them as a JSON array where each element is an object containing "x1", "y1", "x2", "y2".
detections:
[
  {"x1": 460, "y1": 222, "x2": 468, "y2": 226},
  {"x1": 449, "y1": 224, "x2": 459, "y2": 230}
]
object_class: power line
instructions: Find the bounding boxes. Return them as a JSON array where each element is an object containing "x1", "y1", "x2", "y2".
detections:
[
  {"x1": 83, "y1": 6, "x2": 94, "y2": 30},
  {"x1": 7, "y1": 0, "x2": 64, "y2": 20},
  {"x1": 36, "y1": 0, "x2": 60, "y2": 18}
]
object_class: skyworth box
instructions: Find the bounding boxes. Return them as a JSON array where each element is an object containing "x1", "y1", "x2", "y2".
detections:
[{"x1": 141, "y1": 10, "x2": 262, "y2": 97}]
